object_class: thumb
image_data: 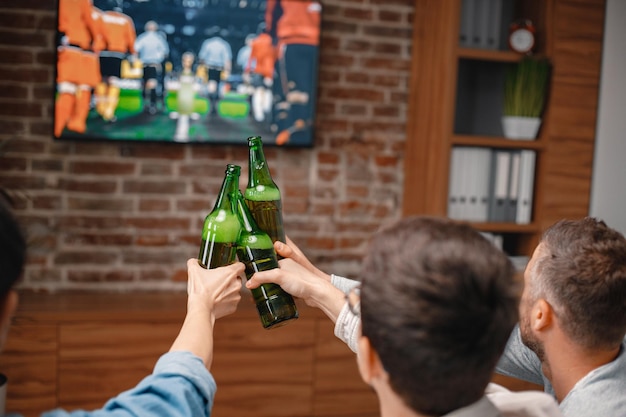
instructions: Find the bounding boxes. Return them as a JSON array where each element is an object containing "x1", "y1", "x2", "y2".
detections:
[
  {"x1": 246, "y1": 269, "x2": 281, "y2": 289},
  {"x1": 274, "y1": 240, "x2": 293, "y2": 258}
]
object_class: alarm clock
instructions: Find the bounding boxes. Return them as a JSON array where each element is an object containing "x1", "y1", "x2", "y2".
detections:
[{"x1": 508, "y1": 20, "x2": 535, "y2": 54}]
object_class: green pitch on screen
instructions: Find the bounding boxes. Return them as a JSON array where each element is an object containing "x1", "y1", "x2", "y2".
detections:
[
  {"x1": 114, "y1": 89, "x2": 142, "y2": 117},
  {"x1": 165, "y1": 93, "x2": 209, "y2": 114}
]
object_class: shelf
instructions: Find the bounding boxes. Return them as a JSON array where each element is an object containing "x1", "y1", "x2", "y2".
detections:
[
  {"x1": 463, "y1": 222, "x2": 541, "y2": 233},
  {"x1": 457, "y1": 47, "x2": 524, "y2": 63},
  {"x1": 452, "y1": 135, "x2": 545, "y2": 150}
]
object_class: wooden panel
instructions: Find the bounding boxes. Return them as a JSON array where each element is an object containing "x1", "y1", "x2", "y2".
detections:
[
  {"x1": 491, "y1": 373, "x2": 543, "y2": 392},
  {"x1": 539, "y1": 0, "x2": 605, "y2": 230},
  {"x1": 1, "y1": 325, "x2": 57, "y2": 417},
  {"x1": 403, "y1": 0, "x2": 460, "y2": 215},
  {"x1": 312, "y1": 320, "x2": 378, "y2": 417},
  {"x1": 211, "y1": 308, "x2": 316, "y2": 417},
  {"x1": 57, "y1": 322, "x2": 181, "y2": 409}
]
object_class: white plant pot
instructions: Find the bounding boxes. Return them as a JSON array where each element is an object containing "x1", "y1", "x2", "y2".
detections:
[{"x1": 502, "y1": 116, "x2": 542, "y2": 140}]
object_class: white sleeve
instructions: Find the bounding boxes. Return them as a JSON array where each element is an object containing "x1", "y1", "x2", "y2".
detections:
[
  {"x1": 485, "y1": 383, "x2": 562, "y2": 417},
  {"x1": 333, "y1": 302, "x2": 360, "y2": 354},
  {"x1": 330, "y1": 274, "x2": 359, "y2": 294}
]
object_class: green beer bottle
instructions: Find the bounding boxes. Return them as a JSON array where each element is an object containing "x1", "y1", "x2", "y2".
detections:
[
  {"x1": 231, "y1": 190, "x2": 298, "y2": 329},
  {"x1": 198, "y1": 164, "x2": 242, "y2": 269},
  {"x1": 244, "y1": 136, "x2": 286, "y2": 245}
]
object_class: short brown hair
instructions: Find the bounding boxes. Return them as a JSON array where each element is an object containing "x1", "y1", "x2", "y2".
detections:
[
  {"x1": 360, "y1": 216, "x2": 518, "y2": 415},
  {"x1": 536, "y1": 217, "x2": 626, "y2": 349}
]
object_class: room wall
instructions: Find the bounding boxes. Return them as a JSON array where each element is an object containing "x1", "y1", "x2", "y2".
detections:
[
  {"x1": 590, "y1": 0, "x2": 626, "y2": 236},
  {"x1": 0, "y1": 1, "x2": 414, "y2": 291}
]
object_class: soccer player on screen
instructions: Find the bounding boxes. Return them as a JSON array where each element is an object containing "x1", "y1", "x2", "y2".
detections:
[
  {"x1": 134, "y1": 20, "x2": 170, "y2": 115},
  {"x1": 54, "y1": 0, "x2": 103, "y2": 137},
  {"x1": 265, "y1": 0, "x2": 321, "y2": 145},
  {"x1": 244, "y1": 32, "x2": 276, "y2": 123},
  {"x1": 96, "y1": 5, "x2": 137, "y2": 122}
]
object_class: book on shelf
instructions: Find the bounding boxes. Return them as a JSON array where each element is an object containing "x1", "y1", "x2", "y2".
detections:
[
  {"x1": 516, "y1": 150, "x2": 536, "y2": 224},
  {"x1": 488, "y1": 149, "x2": 511, "y2": 222},
  {"x1": 458, "y1": 0, "x2": 508, "y2": 50},
  {"x1": 447, "y1": 147, "x2": 536, "y2": 224}
]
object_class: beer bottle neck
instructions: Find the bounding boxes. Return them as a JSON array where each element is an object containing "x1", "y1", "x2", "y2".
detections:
[
  {"x1": 213, "y1": 173, "x2": 239, "y2": 212},
  {"x1": 232, "y1": 190, "x2": 260, "y2": 234},
  {"x1": 248, "y1": 146, "x2": 276, "y2": 188}
]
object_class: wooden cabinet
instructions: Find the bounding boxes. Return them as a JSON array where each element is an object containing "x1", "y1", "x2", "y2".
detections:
[
  {"x1": 0, "y1": 291, "x2": 378, "y2": 417},
  {"x1": 403, "y1": 0, "x2": 606, "y2": 257}
]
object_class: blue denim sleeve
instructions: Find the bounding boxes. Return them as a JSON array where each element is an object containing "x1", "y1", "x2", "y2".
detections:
[{"x1": 40, "y1": 351, "x2": 216, "y2": 417}]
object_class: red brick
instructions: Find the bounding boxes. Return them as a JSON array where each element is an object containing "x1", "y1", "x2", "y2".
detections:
[
  {"x1": 59, "y1": 179, "x2": 117, "y2": 194},
  {"x1": 124, "y1": 217, "x2": 190, "y2": 230},
  {"x1": 177, "y1": 199, "x2": 211, "y2": 212},
  {"x1": 32, "y1": 195, "x2": 62, "y2": 210},
  {"x1": 373, "y1": 105, "x2": 400, "y2": 118},
  {"x1": 171, "y1": 269, "x2": 188, "y2": 283},
  {"x1": 55, "y1": 251, "x2": 118, "y2": 265},
  {"x1": 70, "y1": 161, "x2": 136, "y2": 175},
  {"x1": 64, "y1": 233, "x2": 133, "y2": 246},
  {"x1": 326, "y1": 87, "x2": 385, "y2": 102},
  {"x1": 306, "y1": 237, "x2": 336, "y2": 250},
  {"x1": 139, "y1": 198, "x2": 171, "y2": 212},
  {"x1": 67, "y1": 270, "x2": 134, "y2": 283},
  {"x1": 0, "y1": 12, "x2": 37, "y2": 29},
  {"x1": 0, "y1": 156, "x2": 27, "y2": 171},
  {"x1": 379, "y1": 10, "x2": 403, "y2": 22},
  {"x1": 342, "y1": 7, "x2": 374, "y2": 20},
  {"x1": 0, "y1": 100, "x2": 43, "y2": 117},
  {"x1": 57, "y1": 215, "x2": 125, "y2": 229},
  {"x1": 122, "y1": 250, "x2": 188, "y2": 265},
  {"x1": 120, "y1": 143, "x2": 185, "y2": 160},
  {"x1": 140, "y1": 162, "x2": 174, "y2": 176},
  {"x1": 317, "y1": 151, "x2": 340, "y2": 164},
  {"x1": 122, "y1": 179, "x2": 186, "y2": 194},
  {"x1": 0, "y1": 66, "x2": 49, "y2": 85},
  {"x1": 68, "y1": 197, "x2": 133, "y2": 212},
  {"x1": 35, "y1": 51, "x2": 57, "y2": 66},
  {"x1": 375, "y1": 155, "x2": 399, "y2": 166},
  {"x1": 0, "y1": 83, "x2": 28, "y2": 100},
  {"x1": 136, "y1": 235, "x2": 170, "y2": 247}
]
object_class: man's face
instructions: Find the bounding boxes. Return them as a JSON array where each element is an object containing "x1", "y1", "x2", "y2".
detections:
[{"x1": 519, "y1": 243, "x2": 546, "y2": 361}]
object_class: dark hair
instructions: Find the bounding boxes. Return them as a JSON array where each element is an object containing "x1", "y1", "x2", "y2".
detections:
[
  {"x1": 536, "y1": 217, "x2": 626, "y2": 349},
  {"x1": 360, "y1": 216, "x2": 518, "y2": 415},
  {"x1": 0, "y1": 192, "x2": 26, "y2": 299}
]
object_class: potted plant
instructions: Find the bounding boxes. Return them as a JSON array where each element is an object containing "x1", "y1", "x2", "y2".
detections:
[{"x1": 502, "y1": 56, "x2": 551, "y2": 139}]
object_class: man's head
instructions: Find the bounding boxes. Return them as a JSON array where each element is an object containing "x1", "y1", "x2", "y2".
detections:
[
  {"x1": 358, "y1": 216, "x2": 518, "y2": 415},
  {"x1": 519, "y1": 217, "x2": 626, "y2": 357},
  {"x1": 0, "y1": 193, "x2": 26, "y2": 351},
  {"x1": 144, "y1": 20, "x2": 158, "y2": 32}
]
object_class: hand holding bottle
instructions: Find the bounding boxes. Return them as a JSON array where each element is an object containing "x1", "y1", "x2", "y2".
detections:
[
  {"x1": 186, "y1": 259, "x2": 245, "y2": 319},
  {"x1": 170, "y1": 259, "x2": 245, "y2": 368},
  {"x1": 274, "y1": 237, "x2": 331, "y2": 282},
  {"x1": 247, "y1": 239, "x2": 345, "y2": 323}
]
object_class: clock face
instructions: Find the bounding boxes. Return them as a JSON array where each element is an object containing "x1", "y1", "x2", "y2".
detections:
[{"x1": 510, "y1": 28, "x2": 534, "y2": 53}]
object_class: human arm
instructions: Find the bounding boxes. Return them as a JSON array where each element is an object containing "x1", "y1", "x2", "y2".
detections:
[
  {"x1": 246, "y1": 247, "x2": 345, "y2": 322},
  {"x1": 169, "y1": 259, "x2": 244, "y2": 368},
  {"x1": 40, "y1": 260, "x2": 244, "y2": 417}
]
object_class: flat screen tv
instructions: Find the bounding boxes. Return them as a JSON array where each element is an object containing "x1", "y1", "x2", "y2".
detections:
[{"x1": 53, "y1": 0, "x2": 321, "y2": 147}]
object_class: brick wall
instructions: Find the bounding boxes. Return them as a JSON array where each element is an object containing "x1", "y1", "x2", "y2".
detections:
[{"x1": 0, "y1": 0, "x2": 414, "y2": 292}]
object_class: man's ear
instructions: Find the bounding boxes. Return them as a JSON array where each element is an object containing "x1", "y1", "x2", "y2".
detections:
[
  {"x1": 531, "y1": 298, "x2": 553, "y2": 331},
  {"x1": 356, "y1": 335, "x2": 386, "y2": 385}
]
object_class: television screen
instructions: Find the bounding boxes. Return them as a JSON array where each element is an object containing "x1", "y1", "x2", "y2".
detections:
[{"x1": 53, "y1": 0, "x2": 321, "y2": 147}]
